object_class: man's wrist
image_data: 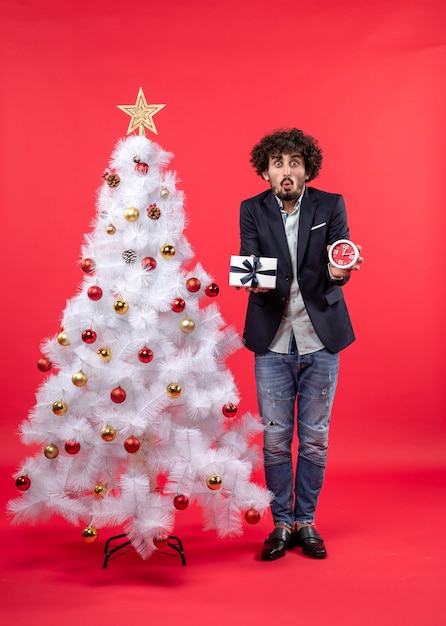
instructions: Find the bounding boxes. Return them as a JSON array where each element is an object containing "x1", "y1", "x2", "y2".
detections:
[{"x1": 327, "y1": 263, "x2": 344, "y2": 280}]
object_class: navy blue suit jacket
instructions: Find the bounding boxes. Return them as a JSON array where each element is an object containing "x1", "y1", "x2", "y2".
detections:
[{"x1": 239, "y1": 186, "x2": 355, "y2": 354}]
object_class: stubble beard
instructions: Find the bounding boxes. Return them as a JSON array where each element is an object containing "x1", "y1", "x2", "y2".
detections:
[{"x1": 276, "y1": 189, "x2": 300, "y2": 202}]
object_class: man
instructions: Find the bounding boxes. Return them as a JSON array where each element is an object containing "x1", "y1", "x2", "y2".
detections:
[{"x1": 238, "y1": 128, "x2": 362, "y2": 561}]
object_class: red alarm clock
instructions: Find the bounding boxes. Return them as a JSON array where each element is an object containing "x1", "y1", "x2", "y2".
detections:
[{"x1": 328, "y1": 239, "x2": 359, "y2": 270}]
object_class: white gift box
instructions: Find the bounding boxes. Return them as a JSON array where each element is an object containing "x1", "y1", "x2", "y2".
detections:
[{"x1": 229, "y1": 256, "x2": 277, "y2": 289}]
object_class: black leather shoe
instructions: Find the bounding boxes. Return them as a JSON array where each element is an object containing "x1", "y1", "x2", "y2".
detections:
[
  {"x1": 261, "y1": 527, "x2": 292, "y2": 561},
  {"x1": 294, "y1": 525, "x2": 327, "y2": 559}
]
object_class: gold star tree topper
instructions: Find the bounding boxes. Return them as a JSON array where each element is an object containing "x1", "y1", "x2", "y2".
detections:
[{"x1": 117, "y1": 88, "x2": 166, "y2": 136}]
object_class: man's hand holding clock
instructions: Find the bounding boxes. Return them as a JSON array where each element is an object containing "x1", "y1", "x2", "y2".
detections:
[{"x1": 327, "y1": 239, "x2": 363, "y2": 279}]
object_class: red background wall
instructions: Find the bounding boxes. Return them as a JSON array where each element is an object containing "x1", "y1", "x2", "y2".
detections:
[{"x1": 1, "y1": 0, "x2": 445, "y2": 476}]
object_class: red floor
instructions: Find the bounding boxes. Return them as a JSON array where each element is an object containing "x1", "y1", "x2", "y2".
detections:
[{"x1": 1, "y1": 465, "x2": 445, "y2": 626}]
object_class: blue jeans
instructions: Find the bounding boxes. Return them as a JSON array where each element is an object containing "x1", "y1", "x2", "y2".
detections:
[{"x1": 255, "y1": 348, "x2": 339, "y2": 527}]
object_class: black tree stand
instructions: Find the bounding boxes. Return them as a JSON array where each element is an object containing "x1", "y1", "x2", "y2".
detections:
[{"x1": 103, "y1": 533, "x2": 186, "y2": 568}]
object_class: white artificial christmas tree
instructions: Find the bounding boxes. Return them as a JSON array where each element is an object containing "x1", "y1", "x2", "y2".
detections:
[{"x1": 8, "y1": 90, "x2": 271, "y2": 561}]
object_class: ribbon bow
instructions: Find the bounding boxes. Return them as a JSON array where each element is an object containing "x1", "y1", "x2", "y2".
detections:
[{"x1": 230, "y1": 257, "x2": 262, "y2": 288}]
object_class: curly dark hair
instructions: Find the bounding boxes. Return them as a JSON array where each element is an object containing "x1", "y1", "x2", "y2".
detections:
[{"x1": 250, "y1": 128, "x2": 323, "y2": 182}]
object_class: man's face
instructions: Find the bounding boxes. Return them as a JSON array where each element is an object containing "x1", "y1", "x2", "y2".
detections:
[{"x1": 262, "y1": 152, "x2": 308, "y2": 202}]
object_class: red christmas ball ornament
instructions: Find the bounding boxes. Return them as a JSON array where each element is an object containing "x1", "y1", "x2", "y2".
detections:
[
  {"x1": 142, "y1": 256, "x2": 157, "y2": 271},
  {"x1": 245, "y1": 508, "x2": 261, "y2": 525},
  {"x1": 205, "y1": 283, "x2": 219, "y2": 297},
  {"x1": 87, "y1": 286, "x2": 103, "y2": 301},
  {"x1": 80, "y1": 258, "x2": 95, "y2": 274},
  {"x1": 173, "y1": 495, "x2": 189, "y2": 510},
  {"x1": 135, "y1": 161, "x2": 149, "y2": 175},
  {"x1": 111, "y1": 386, "x2": 126, "y2": 403},
  {"x1": 222, "y1": 403, "x2": 238, "y2": 418},
  {"x1": 15, "y1": 475, "x2": 31, "y2": 491},
  {"x1": 65, "y1": 440, "x2": 81, "y2": 455},
  {"x1": 37, "y1": 357, "x2": 52, "y2": 372},
  {"x1": 124, "y1": 436, "x2": 140, "y2": 453},
  {"x1": 138, "y1": 347, "x2": 153, "y2": 363},
  {"x1": 171, "y1": 297, "x2": 186, "y2": 312},
  {"x1": 153, "y1": 533, "x2": 170, "y2": 549},
  {"x1": 82, "y1": 329, "x2": 97, "y2": 344},
  {"x1": 186, "y1": 277, "x2": 201, "y2": 293}
]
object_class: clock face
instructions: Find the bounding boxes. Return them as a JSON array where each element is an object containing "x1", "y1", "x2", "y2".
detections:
[{"x1": 329, "y1": 239, "x2": 359, "y2": 269}]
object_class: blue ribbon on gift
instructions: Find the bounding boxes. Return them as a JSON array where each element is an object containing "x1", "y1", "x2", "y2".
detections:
[{"x1": 230, "y1": 257, "x2": 276, "y2": 288}]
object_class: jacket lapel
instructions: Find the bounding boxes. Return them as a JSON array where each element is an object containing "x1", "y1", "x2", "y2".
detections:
[
  {"x1": 263, "y1": 192, "x2": 292, "y2": 271},
  {"x1": 297, "y1": 188, "x2": 317, "y2": 270}
]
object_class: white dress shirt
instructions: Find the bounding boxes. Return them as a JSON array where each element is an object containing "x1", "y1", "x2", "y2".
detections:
[{"x1": 268, "y1": 190, "x2": 325, "y2": 355}]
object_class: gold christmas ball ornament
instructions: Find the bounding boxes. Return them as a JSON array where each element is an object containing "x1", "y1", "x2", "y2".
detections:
[
  {"x1": 93, "y1": 483, "x2": 107, "y2": 499},
  {"x1": 97, "y1": 347, "x2": 112, "y2": 362},
  {"x1": 82, "y1": 526, "x2": 98, "y2": 543},
  {"x1": 160, "y1": 186, "x2": 169, "y2": 199},
  {"x1": 206, "y1": 475, "x2": 222, "y2": 490},
  {"x1": 160, "y1": 244, "x2": 175, "y2": 258},
  {"x1": 106, "y1": 223, "x2": 116, "y2": 235},
  {"x1": 167, "y1": 383, "x2": 182, "y2": 398},
  {"x1": 57, "y1": 331, "x2": 70, "y2": 346},
  {"x1": 72, "y1": 371, "x2": 88, "y2": 387},
  {"x1": 180, "y1": 318, "x2": 195, "y2": 333},
  {"x1": 114, "y1": 299, "x2": 129, "y2": 315},
  {"x1": 100, "y1": 425, "x2": 116, "y2": 442},
  {"x1": 52, "y1": 400, "x2": 68, "y2": 416},
  {"x1": 124, "y1": 207, "x2": 139, "y2": 222},
  {"x1": 44, "y1": 444, "x2": 59, "y2": 459}
]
